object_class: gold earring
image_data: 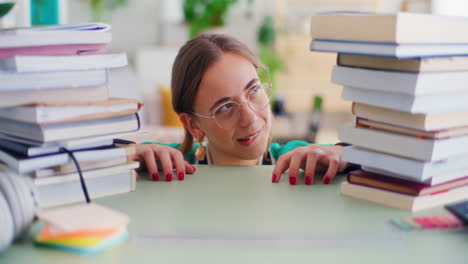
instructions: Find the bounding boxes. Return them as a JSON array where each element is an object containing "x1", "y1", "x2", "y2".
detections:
[{"x1": 195, "y1": 135, "x2": 206, "y2": 161}]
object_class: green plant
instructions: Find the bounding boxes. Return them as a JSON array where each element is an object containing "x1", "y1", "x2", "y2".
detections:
[
  {"x1": 183, "y1": 0, "x2": 238, "y2": 38},
  {"x1": 89, "y1": 0, "x2": 128, "y2": 21},
  {"x1": 257, "y1": 15, "x2": 284, "y2": 106}
]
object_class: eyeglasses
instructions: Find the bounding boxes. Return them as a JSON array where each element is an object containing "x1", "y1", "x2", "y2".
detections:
[{"x1": 192, "y1": 83, "x2": 271, "y2": 129}]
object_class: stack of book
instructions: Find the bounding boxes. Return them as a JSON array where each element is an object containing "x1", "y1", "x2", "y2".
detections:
[
  {"x1": 0, "y1": 24, "x2": 141, "y2": 208},
  {"x1": 310, "y1": 12, "x2": 468, "y2": 211}
]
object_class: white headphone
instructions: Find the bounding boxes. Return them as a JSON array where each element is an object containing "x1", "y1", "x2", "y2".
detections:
[{"x1": 0, "y1": 164, "x2": 40, "y2": 252}]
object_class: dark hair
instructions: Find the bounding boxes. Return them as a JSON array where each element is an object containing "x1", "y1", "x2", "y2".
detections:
[{"x1": 171, "y1": 34, "x2": 263, "y2": 153}]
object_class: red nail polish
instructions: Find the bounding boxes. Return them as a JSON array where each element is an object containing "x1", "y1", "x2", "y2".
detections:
[
  {"x1": 305, "y1": 176, "x2": 312, "y2": 185},
  {"x1": 191, "y1": 165, "x2": 197, "y2": 172},
  {"x1": 166, "y1": 173, "x2": 173, "y2": 182},
  {"x1": 272, "y1": 173, "x2": 278, "y2": 183},
  {"x1": 323, "y1": 177, "x2": 330, "y2": 184},
  {"x1": 151, "y1": 172, "x2": 159, "y2": 181},
  {"x1": 289, "y1": 176, "x2": 297, "y2": 185},
  {"x1": 178, "y1": 172, "x2": 185, "y2": 181}
]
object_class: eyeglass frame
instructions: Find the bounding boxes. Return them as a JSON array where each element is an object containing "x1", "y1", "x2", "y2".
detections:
[{"x1": 190, "y1": 82, "x2": 272, "y2": 129}]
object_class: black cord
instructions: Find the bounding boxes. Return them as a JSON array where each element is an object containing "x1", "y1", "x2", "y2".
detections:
[{"x1": 59, "y1": 147, "x2": 91, "y2": 203}]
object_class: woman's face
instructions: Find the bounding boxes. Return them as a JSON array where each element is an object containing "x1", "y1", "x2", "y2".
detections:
[{"x1": 193, "y1": 52, "x2": 271, "y2": 164}]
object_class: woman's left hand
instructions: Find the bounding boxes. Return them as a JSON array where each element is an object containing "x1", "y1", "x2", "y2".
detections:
[{"x1": 271, "y1": 145, "x2": 348, "y2": 185}]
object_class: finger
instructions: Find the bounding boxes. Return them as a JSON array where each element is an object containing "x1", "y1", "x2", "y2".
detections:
[
  {"x1": 156, "y1": 150, "x2": 174, "y2": 182},
  {"x1": 184, "y1": 162, "x2": 197, "y2": 174},
  {"x1": 323, "y1": 155, "x2": 340, "y2": 184},
  {"x1": 143, "y1": 148, "x2": 159, "y2": 181},
  {"x1": 304, "y1": 152, "x2": 319, "y2": 185},
  {"x1": 170, "y1": 150, "x2": 186, "y2": 181},
  {"x1": 271, "y1": 154, "x2": 292, "y2": 183},
  {"x1": 288, "y1": 154, "x2": 306, "y2": 185}
]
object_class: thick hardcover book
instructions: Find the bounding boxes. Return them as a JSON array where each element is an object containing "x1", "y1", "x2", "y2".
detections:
[
  {"x1": 337, "y1": 54, "x2": 468, "y2": 72},
  {"x1": 0, "y1": 145, "x2": 135, "y2": 174},
  {"x1": 339, "y1": 123, "x2": 468, "y2": 161},
  {"x1": 342, "y1": 86, "x2": 468, "y2": 114},
  {"x1": 0, "y1": 23, "x2": 111, "y2": 48},
  {"x1": 0, "y1": 113, "x2": 140, "y2": 143},
  {"x1": 310, "y1": 39, "x2": 468, "y2": 58},
  {"x1": 347, "y1": 169, "x2": 468, "y2": 196},
  {"x1": 343, "y1": 146, "x2": 468, "y2": 184},
  {"x1": 332, "y1": 65, "x2": 468, "y2": 95},
  {"x1": 0, "y1": 98, "x2": 142, "y2": 124},
  {"x1": 35, "y1": 163, "x2": 138, "y2": 208},
  {"x1": 311, "y1": 12, "x2": 468, "y2": 43},
  {"x1": 0, "y1": 85, "x2": 108, "y2": 108},
  {"x1": 352, "y1": 103, "x2": 468, "y2": 131},
  {"x1": 0, "y1": 53, "x2": 127, "y2": 72},
  {"x1": 356, "y1": 118, "x2": 468, "y2": 139},
  {"x1": 340, "y1": 181, "x2": 468, "y2": 211}
]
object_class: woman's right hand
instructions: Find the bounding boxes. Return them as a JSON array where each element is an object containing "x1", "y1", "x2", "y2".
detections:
[{"x1": 129, "y1": 144, "x2": 196, "y2": 182}]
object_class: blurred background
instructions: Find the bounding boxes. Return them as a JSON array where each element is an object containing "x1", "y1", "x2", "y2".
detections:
[{"x1": 1, "y1": 0, "x2": 466, "y2": 144}]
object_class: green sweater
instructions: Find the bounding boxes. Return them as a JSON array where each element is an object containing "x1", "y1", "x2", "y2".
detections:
[{"x1": 141, "y1": 141, "x2": 333, "y2": 164}]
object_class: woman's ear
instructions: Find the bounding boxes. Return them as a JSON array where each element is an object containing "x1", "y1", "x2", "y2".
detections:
[{"x1": 179, "y1": 113, "x2": 204, "y2": 138}]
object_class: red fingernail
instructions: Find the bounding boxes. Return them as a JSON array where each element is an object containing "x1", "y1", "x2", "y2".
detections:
[
  {"x1": 191, "y1": 165, "x2": 197, "y2": 172},
  {"x1": 272, "y1": 173, "x2": 278, "y2": 183},
  {"x1": 151, "y1": 172, "x2": 159, "y2": 181},
  {"x1": 289, "y1": 176, "x2": 297, "y2": 185},
  {"x1": 178, "y1": 172, "x2": 185, "y2": 181},
  {"x1": 305, "y1": 176, "x2": 312, "y2": 185},
  {"x1": 136, "y1": 173, "x2": 140, "y2": 181},
  {"x1": 323, "y1": 177, "x2": 330, "y2": 184},
  {"x1": 166, "y1": 173, "x2": 173, "y2": 182}
]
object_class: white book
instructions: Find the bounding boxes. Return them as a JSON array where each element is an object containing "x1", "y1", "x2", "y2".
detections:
[
  {"x1": 0, "y1": 98, "x2": 141, "y2": 124},
  {"x1": 332, "y1": 66, "x2": 468, "y2": 95},
  {"x1": 0, "y1": 53, "x2": 127, "y2": 72},
  {"x1": 36, "y1": 168, "x2": 137, "y2": 208},
  {"x1": 340, "y1": 181, "x2": 468, "y2": 211},
  {"x1": 310, "y1": 39, "x2": 468, "y2": 59},
  {"x1": 343, "y1": 146, "x2": 468, "y2": 184},
  {"x1": 0, "y1": 145, "x2": 135, "y2": 174},
  {"x1": 33, "y1": 157, "x2": 129, "y2": 178},
  {"x1": 0, "y1": 69, "x2": 108, "y2": 92},
  {"x1": 339, "y1": 124, "x2": 468, "y2": 161},
  {"x1": 342, "y1": 86, "x2": 468, "y2": 114},
  {"x1": 0, "y1": 136, "x2": 114, "y2": 157},
  {"x1": 0, "y1": 113, "x2": 140, "y2": 143},
  {"x1": 0, "y1": 23, "x2": 112, "y2": 48}
]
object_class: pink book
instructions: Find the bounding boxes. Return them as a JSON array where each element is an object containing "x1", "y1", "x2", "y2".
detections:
[{"x1": 0, "y1": 43, "x2": 107, "y2": 59}]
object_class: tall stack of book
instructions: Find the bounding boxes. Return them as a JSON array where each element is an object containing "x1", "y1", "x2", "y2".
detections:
[
  {"x1": 0, "y1": 24, "x2": 141, "y2": 208},
  {"x1": 310, "y1": 12, "x2": 468, "y2": 211}
]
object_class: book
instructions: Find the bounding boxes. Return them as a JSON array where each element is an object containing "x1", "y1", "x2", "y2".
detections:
[
  {"x1": 339, "y1": 123, "x2": 468, "y2": 161},
  {"x1": 34, "y1": 160, "x2": 139, "y2": 179},
  {"x1": 340, "y1": 181, "x2": 468, "y2": 211},
  {"x1": 351, "y1": 103, "x2": 468, "y2": 130},
  {"x1": 0, "y1": 136, "x2": 114, "y2": 157},
  {"x1": 310, "y1": 12, "x2": 468, "y2": 43},
  {"x1": 0, "y1": 53, "x2": 127, "y2": 72},
  {"x1": 0, "y1": 98, "x2": 142, "y2": 124},
  {"x1": 337, "y1": 54, "x2": 468, "y2": 72},
  {"x1": 356, "y1": 118, "x2": 468, "y2": 139},
  {"x1": 348, "y1": 170, "x2": 468, "y2": 196},
  {"x1": 0, "y1": 113, "x2": 140, "y2": 143},
  {"x1": 342, "y1": 86, "x2": 468, "y2": 114},
  {"x1": 0, "y1": 43, "x2": 108, "y2": 60},
  {"x1": 332, "y1": 65, "x2": 468, "y2": 95},
  {"x1": 0, "y1": 85, "x2": 108, "y2": 108},
  {"x1": 310, "y1": 39, "x2": 468, "y2": 59},
  {"x1": 343, "y1": 146, "x2": 468, "y2": 184},
  {"x1": 0, "y1": 145, "x2": 135, "y2": 174},
  {"x1": 35, "y1": 166, "x2": 137, "y2": 208},
  {"x1": 0, "y1": 69, "x2": 108, "y2": 92},
  {"x1": 0, "y1": 23, "x2": 111, "y2": 48}
]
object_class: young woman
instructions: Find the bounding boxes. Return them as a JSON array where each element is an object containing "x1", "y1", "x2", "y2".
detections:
[{"x1": 131, "y1": 34, "x2": 351, "y2": 185}]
